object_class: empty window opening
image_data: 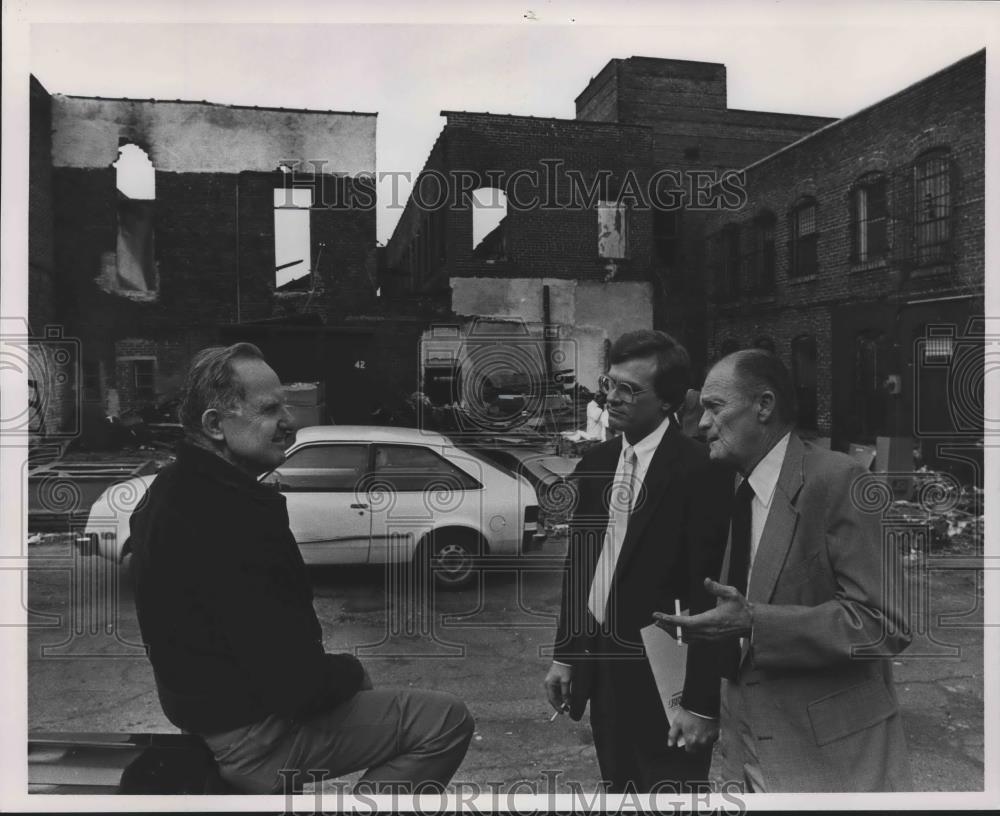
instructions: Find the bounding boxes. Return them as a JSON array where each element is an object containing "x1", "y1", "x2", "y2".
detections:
[
  {"x1": 275, "y1": 187, "x2": 314, "y2": 289},
  {"x1": 471, "y1": 188, "x2": 508, "y2": 258},
  {"x1": 114, "y1": 143, "x2": 155, "y2": 200},
  {"x1": 112, "y1": 143, "x2": 157, "y2": 295},
  {"x1": 598, "y1": 200, "x2": 629, "y2": 259}
]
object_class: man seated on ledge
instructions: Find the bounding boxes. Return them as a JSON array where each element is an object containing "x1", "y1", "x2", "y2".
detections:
[{"x1": 126, "y1": 342, "x2": 474, "y2": 794}]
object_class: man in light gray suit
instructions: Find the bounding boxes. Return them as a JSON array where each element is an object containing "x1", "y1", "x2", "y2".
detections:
[{"x1": 655, "y1": 349, "x2": 912, "y2": 792}]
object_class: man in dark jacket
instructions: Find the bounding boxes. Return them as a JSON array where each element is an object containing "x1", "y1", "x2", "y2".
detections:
[
  {"x1": 127, "y1": 343, "x2": 473, "y2": 794},
  {"x1": 543, "y1": 331, "x2": 730, "y2": 792}
]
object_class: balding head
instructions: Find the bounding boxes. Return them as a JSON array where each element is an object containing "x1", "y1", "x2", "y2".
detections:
[{"x1": 699, "y1": 349, "x2": 795, "y2": 474}]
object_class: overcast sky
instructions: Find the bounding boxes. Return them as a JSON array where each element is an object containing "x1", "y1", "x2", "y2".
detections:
[{"x1": 19, "y1": 1, "x2": 1000, "y2": 243}]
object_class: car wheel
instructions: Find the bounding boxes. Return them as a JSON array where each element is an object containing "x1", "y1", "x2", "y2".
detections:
[{"x1": 424, "y1": 530, "x2": 481, "y2": 591}]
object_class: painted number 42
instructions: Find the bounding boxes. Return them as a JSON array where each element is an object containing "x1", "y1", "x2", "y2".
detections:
[{"x1": 354, "y1": 360, "x2": 366, "y2": 369}]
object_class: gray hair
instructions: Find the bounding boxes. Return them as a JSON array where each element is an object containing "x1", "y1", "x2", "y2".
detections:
[
  {"x1": 178, "y1": 343, "x2": 266, "y2": 438},
  {"x1": 722, "y1": 348, "x2": 798, "y2": 425}
]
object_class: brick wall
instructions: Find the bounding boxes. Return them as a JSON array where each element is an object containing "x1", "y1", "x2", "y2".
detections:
[
  {"x1": 385, "y1": 112, "x2": 657, "y2": 286},
  {"x1": 50, "y1": 164, "x2": 376, "y2": 411},
  {"x1": 700, "y1": 50, "x2": 985, "y2": 442}
]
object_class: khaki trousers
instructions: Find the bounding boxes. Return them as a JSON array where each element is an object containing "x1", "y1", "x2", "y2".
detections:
[{"x1": 200, "y1": 688, "x2": 474, "y2": 794}]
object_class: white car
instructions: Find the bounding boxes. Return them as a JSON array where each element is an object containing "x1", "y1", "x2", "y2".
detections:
[{"x1": 79, "y1": 426, "x2": 545, "y2": 589}]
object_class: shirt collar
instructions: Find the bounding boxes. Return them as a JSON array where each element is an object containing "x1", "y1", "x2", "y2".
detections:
[
  {"x1": 624, "y1": 414, "x2": 671, "y2": 468},
  {"x1": 744, "y1": 432, "x2": 791, "y2": 507}
]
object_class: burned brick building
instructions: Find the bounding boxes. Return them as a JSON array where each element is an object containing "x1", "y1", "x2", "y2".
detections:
[
  {"x1": 700, "y1": 50, "x2": 985, "y2": 477},
  {"x1": 28, "y1": 77, "x2": 432, "y2": 434},
  {"x1": 384, "y1": 58, "x2": 833, "y2": 402}
]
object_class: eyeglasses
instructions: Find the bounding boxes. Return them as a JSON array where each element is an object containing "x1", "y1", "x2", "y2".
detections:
[{"x1": 597, "y1": 374, "x2": 651, "y2": 404}]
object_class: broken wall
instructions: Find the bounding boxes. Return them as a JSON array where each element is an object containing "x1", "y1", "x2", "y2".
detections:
[{"x1": 44, "y1": 95, "x2": 378, "y2": 415}]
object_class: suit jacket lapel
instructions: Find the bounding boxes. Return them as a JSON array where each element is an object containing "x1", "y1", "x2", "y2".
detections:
[
  {"x1": 615, "y1": 423, "x2": 680, "y2": 576},
  {"x1": 746, "y1": 433, "x2": 805, "y2": 605}
]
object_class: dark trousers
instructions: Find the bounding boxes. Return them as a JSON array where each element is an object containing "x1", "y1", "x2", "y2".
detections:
[{"x1": 589, "y1": 657, "x2": 712, "y2": 794}]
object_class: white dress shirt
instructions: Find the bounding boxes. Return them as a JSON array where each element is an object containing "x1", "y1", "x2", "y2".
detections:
[{"x1": 738, "y1": 431, "x2": 791, "y2": 585}]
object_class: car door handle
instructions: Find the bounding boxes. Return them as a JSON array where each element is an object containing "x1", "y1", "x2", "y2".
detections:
[{"x1": 350, "y1": 503, "x2": 369, "y2": 509}]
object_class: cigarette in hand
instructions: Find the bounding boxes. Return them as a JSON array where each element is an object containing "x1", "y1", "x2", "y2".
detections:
[
  {"x1": 549, "y1": 703, "x2": 569, "y2": 722},
  {"x1": 675, "y1": 599, "x2": 683, "y2": 644}
]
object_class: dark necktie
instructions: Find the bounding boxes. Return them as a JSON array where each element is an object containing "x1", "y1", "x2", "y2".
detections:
[{"x1": 727, "y1": 479, "x2": 755, "y2": 596}]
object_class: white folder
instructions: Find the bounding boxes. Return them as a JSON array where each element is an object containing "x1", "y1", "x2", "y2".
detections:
[{"x1": 640, "y1": 620, "x2": 688, "y2": 742}]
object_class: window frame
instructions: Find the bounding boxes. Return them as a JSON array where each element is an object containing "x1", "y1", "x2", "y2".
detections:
[
  {"x1": 912, "y1": 148, "x2": 952, "y2": 266},
  {"x1": 850, "y1": 173, "x2": 889, "y2": 264},
  {"x1": 131, "y1": 358, "x2": 156, "y2": 403},
  {"x1": 372, "y1": 443, "x2": 482, "y2": 493},
  {"x1": 272, "y1": 442, "x2": 371, "y2": 493},
  {"x1": 789, "y1": 197, "x2": 819, "y2": 278}
]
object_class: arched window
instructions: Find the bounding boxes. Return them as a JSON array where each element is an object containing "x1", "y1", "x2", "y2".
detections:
[
  {"x1": 850, "y1": 173, "x2": 888, "y2": 263},
  {"x1": 791, "y1": 335, "x2": 818, "y2": 430},
  {"x1": 913, "y1": 148, "x2": 952, "y2": 265},
  {"x1": 111, "y1": 143, "x2": 156, "y2": 295},
  {"x1": 789, "y1": 197, "x2": 818, "y2": 278}
]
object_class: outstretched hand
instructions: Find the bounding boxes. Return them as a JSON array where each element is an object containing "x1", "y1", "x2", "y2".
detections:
[{"x1": 653, "y1": 578, "x2": 753, "y2": 643}]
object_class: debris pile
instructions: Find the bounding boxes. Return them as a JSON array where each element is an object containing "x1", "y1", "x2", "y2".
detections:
[{"x1": 888, "y1": 467, "x2": 983, "y2": 554}]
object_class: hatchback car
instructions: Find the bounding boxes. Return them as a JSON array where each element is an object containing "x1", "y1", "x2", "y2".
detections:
[{"x1": 79, "y1": 426, "x2": 545, "y2": 589}]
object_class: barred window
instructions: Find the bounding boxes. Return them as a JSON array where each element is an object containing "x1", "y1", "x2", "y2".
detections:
[
  {"x1": 913, "y1": 150, "x2": 951, "y2": 265},
  {"x1": 790, "y1": 198, "x2": 818, "y2": 278},
  {"x1": 851, "y1": 174, "x2": 888, "y2": 262}
]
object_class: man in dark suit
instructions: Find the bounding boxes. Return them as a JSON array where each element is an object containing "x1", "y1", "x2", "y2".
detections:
[
  {"x1": 655, "y1": 349, "x2": 912, "y2": 791},
  {"x1": 543, "y1": 331, "x2": 730, "y2": 793}
]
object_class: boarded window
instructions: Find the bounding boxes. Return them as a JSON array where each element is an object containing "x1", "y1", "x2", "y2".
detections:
[
  {"x1": 598, "y1": 201, "x2": 629, "y2": 259},
  {"x1": 913, "y1": 150, "x2": 951, "y2": 265},
  {"x1": 274, "y1": 187, "x2": 313, "y2": 289},
  {"x1": 851, "y1": 174, "x2": 888, "y2": 263}
]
